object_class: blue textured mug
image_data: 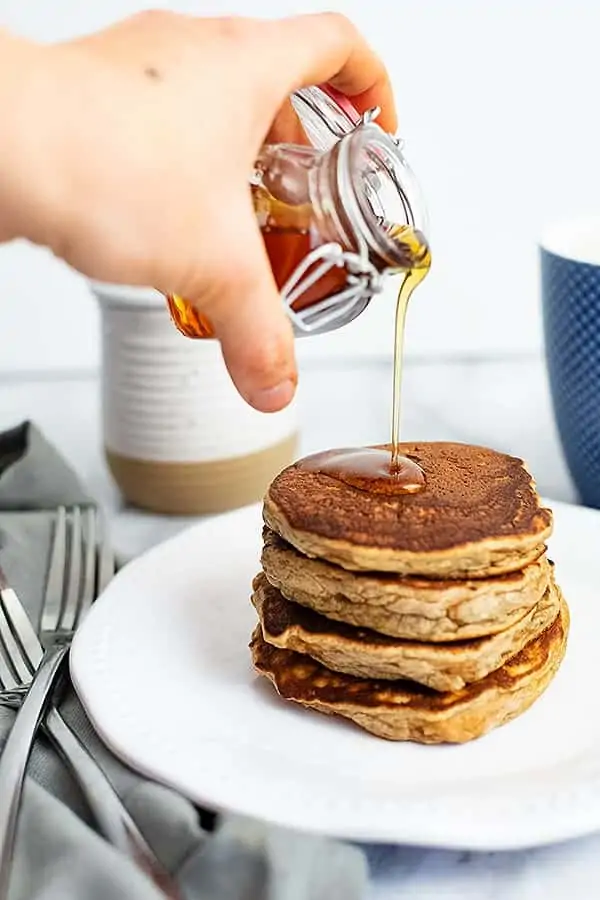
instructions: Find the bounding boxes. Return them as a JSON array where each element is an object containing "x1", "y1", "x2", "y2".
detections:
[{"x1": 542, "y1": 216, "x2": 600, "y2": 507}]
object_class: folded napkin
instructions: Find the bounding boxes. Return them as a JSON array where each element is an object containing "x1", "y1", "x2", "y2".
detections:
[{"x1": 0, "y1": 422, "x2": 368, "y2": 900}]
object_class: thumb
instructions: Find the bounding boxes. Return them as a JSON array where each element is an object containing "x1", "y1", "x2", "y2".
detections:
[{"x1": 197, "y1": 193, "x2": 297, "y2": 414}]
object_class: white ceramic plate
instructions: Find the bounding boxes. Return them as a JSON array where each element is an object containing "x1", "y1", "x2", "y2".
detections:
[{"x1": 71, "y1": 499, "x2": 600, "y2": 851}]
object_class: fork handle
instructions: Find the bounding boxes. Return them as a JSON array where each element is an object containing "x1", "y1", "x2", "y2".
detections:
[
  {"x1": 0, "y1": 645, "x2": 68, "y2": 900},
  {"x1": 45, "y1": 707, "x2": 181, "y2": 898}
]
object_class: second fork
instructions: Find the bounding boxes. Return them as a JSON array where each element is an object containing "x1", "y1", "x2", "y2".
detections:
[
  {"x1": 42, "y1": 505, "x2": 114, "y2": 644},
  {"x1": 0, "y1": 506, "x2": 180, "y2": 898}
]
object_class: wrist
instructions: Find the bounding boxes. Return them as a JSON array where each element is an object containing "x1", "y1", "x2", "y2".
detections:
[{"x1": 0, "y1": 30, "x2": 59, "y2": 244}]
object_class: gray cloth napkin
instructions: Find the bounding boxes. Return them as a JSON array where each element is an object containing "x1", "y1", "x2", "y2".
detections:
[{"x1": 0, "y1": 421, "x2": 368, "y2": 900}]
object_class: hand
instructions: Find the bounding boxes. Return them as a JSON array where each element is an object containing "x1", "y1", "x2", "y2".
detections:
[{"x1": 0, "y1": 13, "x2": 396, "y2": 411}]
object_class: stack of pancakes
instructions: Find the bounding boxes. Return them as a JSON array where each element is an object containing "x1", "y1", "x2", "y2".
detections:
[{"x1": 250, "y1": 442, "x2": 569, "y2": 744}]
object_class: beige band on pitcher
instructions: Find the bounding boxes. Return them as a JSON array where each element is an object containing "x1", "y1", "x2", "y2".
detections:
[{"x1": 105, "y1": 434, "x2": 298, "y2": 516}]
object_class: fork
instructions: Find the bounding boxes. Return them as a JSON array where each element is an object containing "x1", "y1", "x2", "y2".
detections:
[{"x1": 0, "y1": 506, "x2": 179, "y2": 899}]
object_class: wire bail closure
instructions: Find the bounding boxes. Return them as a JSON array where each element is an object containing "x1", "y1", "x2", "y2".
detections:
[{"x1": 281, "y1": 242, "x2": 386, "y2": 334}]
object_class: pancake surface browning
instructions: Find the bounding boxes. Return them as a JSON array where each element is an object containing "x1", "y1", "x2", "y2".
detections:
[
  {"x1": 252, "y1": 572, "x2": 561, "y2": 692},
  {"x1": 263, "y1": 442, "x2": 552, "y2": 577},
  {"x1": 262, "y1": 529, "x2": 550, "y2": 641},
  {"x1": 250, "y1": 595, "x2": 569, "y2": 744}
]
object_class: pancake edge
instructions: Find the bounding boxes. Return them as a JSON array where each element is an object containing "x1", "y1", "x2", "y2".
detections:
[
  {"x1": 261, "y1": 529, "x2": 551, "y2": 641},
  {"x1": 250, "y1": 596, "x2": 569, "y2": 744},
  {"x1": 251, "y1": 574, "x2": 562, "y2": 692},
  {"x1": 264, "y1": 495, "x2": 550, "y2": 578}
]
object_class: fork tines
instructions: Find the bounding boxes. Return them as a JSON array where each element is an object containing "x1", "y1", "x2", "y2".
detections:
[{"x1": 42, "y1": 506, "x2": 114, "y2": 642}]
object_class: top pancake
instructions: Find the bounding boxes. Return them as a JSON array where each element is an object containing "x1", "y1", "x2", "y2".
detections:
[{"x1": 263, "y1": 442, "x2": 552, "y2": 577}]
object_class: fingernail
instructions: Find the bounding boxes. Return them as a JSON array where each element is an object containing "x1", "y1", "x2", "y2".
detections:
[{"x1": 249, "y1": 379, "x2": 296, "y2": 412}]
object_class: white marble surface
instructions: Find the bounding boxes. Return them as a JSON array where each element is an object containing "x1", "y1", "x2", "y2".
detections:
[{"x1": 3, "y1": 354, "x2": 599, "y2": 900}]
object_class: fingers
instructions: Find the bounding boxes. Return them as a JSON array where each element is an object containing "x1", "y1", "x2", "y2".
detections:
[
  {"x1": 264, "y1": 98, "x2": 311, "y2": 147},
  {"x1": 260, "y1": 12, "x2": 397, "y2": 133},
  {"x1": 188, "y1": 193, "x2": 297, "y2": 414}
]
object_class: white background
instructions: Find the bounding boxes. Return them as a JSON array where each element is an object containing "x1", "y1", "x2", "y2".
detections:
[{"x1": 1, "y1": 0, "x2": 599, "y2": 372}]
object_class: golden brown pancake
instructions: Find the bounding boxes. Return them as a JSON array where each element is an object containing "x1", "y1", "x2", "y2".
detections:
[
  {"x1": 261, "y1": 529, "x2": 550, "y2": 641},
  {"x1": 263, "y1": 442, "x2": 552, "y2": 578},
  {"x1": 250, "y1": 595, "x2": 569, "y2": 743},
  {"x1": 251, "y1": 572, "x2": 561, "y2": 692}
]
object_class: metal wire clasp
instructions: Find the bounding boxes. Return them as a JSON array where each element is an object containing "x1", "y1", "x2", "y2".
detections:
[
  {"x1": 281, "y1": 242, "x2": 385, "y2": 334},
  {"x1": 360, "y1": 106, "x2": 405, "y2": 151}
]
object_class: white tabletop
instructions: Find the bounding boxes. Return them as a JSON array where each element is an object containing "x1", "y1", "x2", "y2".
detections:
[{"x1": 2, "y1": 354, "x2": 596, "y2": 900}]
